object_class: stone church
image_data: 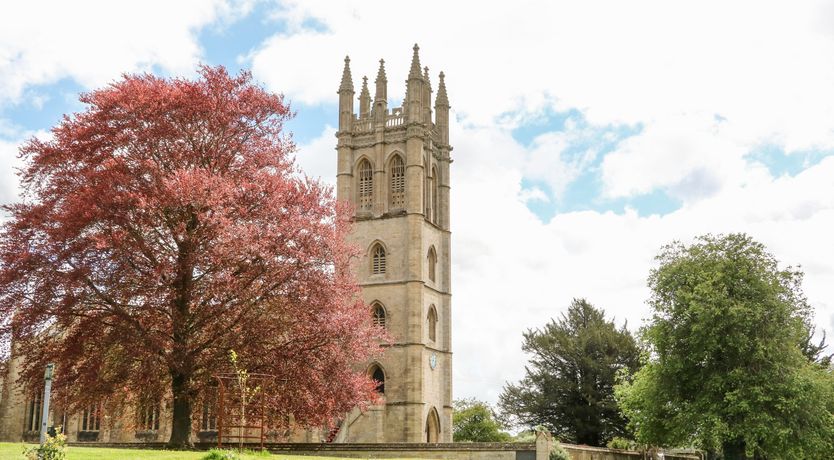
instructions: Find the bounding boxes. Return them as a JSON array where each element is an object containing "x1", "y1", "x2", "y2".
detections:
[{"x1": 0, "y1": 44, "x2": 453, "y2": 444}]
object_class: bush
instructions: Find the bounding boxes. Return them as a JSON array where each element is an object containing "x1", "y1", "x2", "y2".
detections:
[
  {"x1": 23, "y1": 428, "x2": 67, "y2": 460},
  {"x1": 607, "y1": 437, "x2": 638, "y2": 450},
  {"x1": 549, "y1": 442, "x2": 570, "y2": 460},
  {"x1": 203, "y1": 449, "x2": 242, "y2": 460},
  {"x1": 513, "y1": 430, "x2": 536, "y2": 443}
]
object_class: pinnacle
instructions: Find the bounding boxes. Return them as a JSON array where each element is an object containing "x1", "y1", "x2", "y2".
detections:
[
  {"x1": 423, "y1": 66, "x2": 431, "y2": 90},
  {"x1": 360, "y1": 76, "x2": 370, "y2": 98},
  {"x1": 436, "y1": 71, "x2": 449, "y2": 107},
  {"x1": 339, "y1": 55, "x2": 354, "y2": 92},
  {"x1": 408, "y1": 43, "x2": 422, "y2": 79},
  {"x1": 375, "y1": 59, "x2": 387, "y2": 83}
]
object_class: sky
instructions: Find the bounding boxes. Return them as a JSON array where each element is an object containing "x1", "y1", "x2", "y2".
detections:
[{"x1": 2, "y1": 0, "x2": 834, "y2": 408}]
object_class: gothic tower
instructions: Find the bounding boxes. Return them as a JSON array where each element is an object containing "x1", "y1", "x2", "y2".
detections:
[{"x1": 334, "y1": 45, "x2": 452, "y2": 443}]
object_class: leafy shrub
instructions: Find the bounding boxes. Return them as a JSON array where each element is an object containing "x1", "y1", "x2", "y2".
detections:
[
  {"x1": 549, "y1": 442, "x2": 570, "y2": 460},
  {"x1": 607, "y1": 436, "x2": 638, "y2": 450},
  {"x1": 203, "y1": 448, "x2": 242, "y2": 460},
  {"x1": 513, "y1": 430, "x2": 536, "y2": 443},
  {"x1": 23, "y1": 429, "x2": 67, "y2": 460}
]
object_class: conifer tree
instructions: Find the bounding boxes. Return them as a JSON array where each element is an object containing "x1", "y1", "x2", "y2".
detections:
[{"x1": 499, "y1": 299, "x2": 639, "y2": 446}]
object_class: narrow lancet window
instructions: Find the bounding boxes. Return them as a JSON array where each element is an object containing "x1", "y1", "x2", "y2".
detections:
[
  {"x1": 428, "y1": 306, "x2": 437, "y2": 342},
  {"x1": 428, "y1": 247, "x2": 437, "y2": 282},
  {"x1": 431, "y1": 166, "x2": 439, "y2": 224},
  {"x1": 370, "y1": 364, "x2": 386, "y2": 394}
]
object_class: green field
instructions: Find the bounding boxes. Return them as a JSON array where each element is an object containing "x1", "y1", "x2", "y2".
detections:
[{"x1": 0, "y1": 443, "x2": 414, "y2": 460}]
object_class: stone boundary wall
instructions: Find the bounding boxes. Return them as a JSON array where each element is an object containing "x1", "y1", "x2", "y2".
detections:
[
  {"x1": 562, "y1": 443, "x2": 702, "y2": 460},
  {"x1": 74, "y1": 442, "x2": 702, "y2": 460},
  {"x1": 78, "y1": 442, "x2": 535, "y2": 460}
]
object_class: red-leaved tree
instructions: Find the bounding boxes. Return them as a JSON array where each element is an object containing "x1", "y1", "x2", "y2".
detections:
[{"x1": 0, "y1": 67, "x2": 383, "y2": 447}]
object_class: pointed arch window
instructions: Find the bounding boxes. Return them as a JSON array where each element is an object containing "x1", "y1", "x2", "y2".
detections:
[
  {"x1": 358, "y1": 159, "x2": 373, "y2": 212},
  {"x1": 427, "y1": 247, "x2": 437, "y2": 282},
  {"x1": 371, "y1": 243, "x2": 386, "y2": 275},
  {"x1": 372, "y1": 303, "x2": 387, "y2": 328},
  {"x1": 370, "y1": 364, "x2": 386, "y2": 394},
  {"x1": 426, "y1": 407, "x2": 440, "y2": 443},
  {"x1": 389, "y1": 154, "x2": 406, "y2": 210},
  {"x1": 428, "y1": 305, "x2": 438, "y2": 342}
]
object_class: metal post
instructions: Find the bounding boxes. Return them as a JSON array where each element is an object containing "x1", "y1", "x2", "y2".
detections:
[{"x1": 39, "y1": 363, "x2": 54, "y2": 445}]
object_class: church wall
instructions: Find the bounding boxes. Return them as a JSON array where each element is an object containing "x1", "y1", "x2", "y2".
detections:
[{"x1": 0, "y1": 353, "x2": 26, "y2": 442}]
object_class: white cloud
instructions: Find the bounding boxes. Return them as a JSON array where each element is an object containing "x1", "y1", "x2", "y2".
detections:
[
  {"x1": 293, "y1": 124, "x2": 337, "y2": 187},
  {"x1": 450, "y1": 119, "x2": 834, "y2": 405},
  {"x1": 522, "y1": 124, "x2": 599, "y2": 198},
  {"x1": 0, "y1": 0, "x2": 247, "y2": 106},
  {"x1": 0, "y1": 139, "x2": 24, "y2": 207},
  {"x1": 250, "y1": 0, "x2": 834, "y2": 201},
  {"x1": 296, "y1": 116, "x2": 834, "y2": 406},
  {"x1": 271, "y1": 0, "x2": 834, "y2": 401},
  {"x1": 3, "y1": 0, "x2": 834, "y2": 415},
  {"x1": 600, "y1": 114, "x2": 765, "y2": 201},
  {"x1": 518, "y1": 187, "x2": 549, "y2": 204}
]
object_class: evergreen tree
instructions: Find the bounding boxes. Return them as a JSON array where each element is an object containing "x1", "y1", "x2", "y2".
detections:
[{"x1": 499, "y1": 299, "x2": 639, "y2": 446}]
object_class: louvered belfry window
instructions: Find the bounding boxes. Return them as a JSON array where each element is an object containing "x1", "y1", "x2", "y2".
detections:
[
  {"x1": 390, "y1": 155, "x2": 405, "y2": 209},
  {"x1": 358, "y1": 159, "x2": 373, "y2": 212},
  {"x1": 372, "y1": 244, "x2": 386, "y2": 274}
]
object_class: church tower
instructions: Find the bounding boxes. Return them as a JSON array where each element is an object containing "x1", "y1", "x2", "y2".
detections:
[{"x1": 334, "y1": 45, "x2": 452, "y2": 443}]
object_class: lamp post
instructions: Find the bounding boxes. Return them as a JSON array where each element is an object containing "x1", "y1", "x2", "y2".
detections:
[{"x1": 39, "y1": 363, "x2": 54, "y2": 445}]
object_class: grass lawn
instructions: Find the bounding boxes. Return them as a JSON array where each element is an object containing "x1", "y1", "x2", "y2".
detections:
[{"x1": 1, "y1": 442, "x2": 417, "y2": 460}]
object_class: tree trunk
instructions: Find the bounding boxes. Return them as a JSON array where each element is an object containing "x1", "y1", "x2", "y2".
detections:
[
  {"x1": 168, "y1": 219, "x2": 197, "y2": 448},
  {"x1": 168, "y1": 372, "x2": 193, "y2": 448}
]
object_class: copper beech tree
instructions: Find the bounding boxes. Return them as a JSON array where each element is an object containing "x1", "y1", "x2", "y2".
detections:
[{"x1": 0, "y1": 67, "x2": 384, "y2": 447}]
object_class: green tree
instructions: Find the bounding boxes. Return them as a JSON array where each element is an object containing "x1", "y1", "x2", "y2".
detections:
[
  {"x1": 453, "y1": 398, "x2": 512, "y2": 442},
  {"x1": 499, "y1": 299, "x2": 640, "y2": 446},
  {"x1": 616, "y1": 233, "x2": 834, "y2": 459}
]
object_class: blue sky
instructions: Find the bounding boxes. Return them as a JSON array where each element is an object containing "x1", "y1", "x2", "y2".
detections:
[{"x1": 3, "y1": 0, "x2": 834, "y2": 406}]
